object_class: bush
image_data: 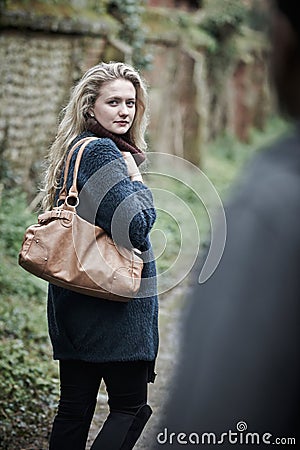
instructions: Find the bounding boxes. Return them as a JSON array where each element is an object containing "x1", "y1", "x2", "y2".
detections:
[{"x1": 0, "y1": 189, "x2": 58, "y2": 449}]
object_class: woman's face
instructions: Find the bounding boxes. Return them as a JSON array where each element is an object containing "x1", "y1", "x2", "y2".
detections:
[{"x1": 92, "y1": 78, "x2": 136, "y2": 134}]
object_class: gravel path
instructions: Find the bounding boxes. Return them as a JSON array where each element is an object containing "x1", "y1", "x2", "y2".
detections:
[{"x1": 86, "y1": 283, "x2": 186, "y2": 450}]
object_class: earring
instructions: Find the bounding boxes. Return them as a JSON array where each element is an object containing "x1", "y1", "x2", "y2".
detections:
[{"x1": 90, "y1": 112, "x2": 95, "y2": 117}]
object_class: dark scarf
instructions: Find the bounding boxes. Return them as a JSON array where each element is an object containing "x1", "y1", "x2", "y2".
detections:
[{"x1": 86, "y1": 116, "x2": 146, "y2": 166}]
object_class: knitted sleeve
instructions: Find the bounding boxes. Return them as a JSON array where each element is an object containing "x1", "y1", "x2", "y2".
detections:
[{"x1": 73, "y1": 138, "x2": 156, "y2": 249}]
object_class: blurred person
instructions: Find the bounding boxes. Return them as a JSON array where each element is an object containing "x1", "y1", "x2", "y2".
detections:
[
  {"x1": 154, "y1": 0, "x2": 300, "y2": 447},
  {"x1": 43, "y1": 62, "x2": 158, "y2": 450}
]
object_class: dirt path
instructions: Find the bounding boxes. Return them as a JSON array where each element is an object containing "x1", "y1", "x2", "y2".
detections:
[{"x1": 86, "y1": 283, "x2": 187, "y2": 449}]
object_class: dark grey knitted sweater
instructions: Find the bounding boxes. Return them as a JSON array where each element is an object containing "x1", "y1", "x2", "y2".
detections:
[{"x1": 47, "y1": 132, "x2": 158, "y2": 369}]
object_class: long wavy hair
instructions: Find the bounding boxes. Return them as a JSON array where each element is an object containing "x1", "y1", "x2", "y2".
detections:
[{"x1": 42, "y1": 61, "x2": 149, "y2": 210}]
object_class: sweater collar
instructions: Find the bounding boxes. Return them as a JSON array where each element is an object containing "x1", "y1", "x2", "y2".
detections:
[{"x1": 85, "y1": 116, "x2": 146, "y2": 166}]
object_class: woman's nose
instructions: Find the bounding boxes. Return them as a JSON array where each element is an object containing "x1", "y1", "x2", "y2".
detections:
[{"x1": 119, "y1": 102, "x2": 129, "y2": 116}]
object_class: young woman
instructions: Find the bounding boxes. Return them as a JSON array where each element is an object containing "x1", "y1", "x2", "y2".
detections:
[{"x1": 43, "y1": 62, "x2": 158, "y2": 450}]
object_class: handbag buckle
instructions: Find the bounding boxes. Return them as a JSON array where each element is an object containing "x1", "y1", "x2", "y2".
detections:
[{"x1": 66, "y1": 194, "x2": 79, "y2": 207}]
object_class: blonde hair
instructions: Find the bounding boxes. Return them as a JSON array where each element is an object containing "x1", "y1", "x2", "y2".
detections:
[{"x1": 42, "y1": 61, "x2": 149, "y2": 210}]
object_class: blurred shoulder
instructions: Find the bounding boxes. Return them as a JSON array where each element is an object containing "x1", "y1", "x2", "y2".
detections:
[
  {"x1": 229, "y1": 128, "x2": 300, "y2": 208},
  {"x1": 225, "y1": 127, "x2": 300, "y2": 239}
]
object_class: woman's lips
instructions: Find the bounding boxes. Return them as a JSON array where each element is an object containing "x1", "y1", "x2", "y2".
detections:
[{"x1": 114, "y1": 121, "x2": 129, "y2": 125}]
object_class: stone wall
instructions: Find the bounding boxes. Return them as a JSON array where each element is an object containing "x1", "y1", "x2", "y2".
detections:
[
  {"x1": 145, "y1": 45, "x2": 209, "y2": 167},
  {"x1": 0, "y1": 30, "x2": 107, "y2": 193},
  {"x1": 145, "y1": 34, "x2": 269, "y2": 166},
  {"x1": 0, "y1": 6, "x2": 271, "y2": 196}
]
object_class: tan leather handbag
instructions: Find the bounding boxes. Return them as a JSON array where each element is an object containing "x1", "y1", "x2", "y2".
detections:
[{"x1": 18, "y1": 137, "x2": 143, "y2": 302}]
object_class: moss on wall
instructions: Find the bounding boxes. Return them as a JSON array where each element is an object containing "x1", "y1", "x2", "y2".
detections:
[{"x1": 1, "y1": 0, "x2": 118, "y2": 35}]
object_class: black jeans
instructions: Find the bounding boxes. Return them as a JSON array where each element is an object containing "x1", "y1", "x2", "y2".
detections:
[{"x1": 49, "y1": 359, "x2": 149, "y2": 450}]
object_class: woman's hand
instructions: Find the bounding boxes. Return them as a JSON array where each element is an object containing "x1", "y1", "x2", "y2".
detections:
[{"x1": 121, "y1": 152, "x2": 143, "y2": 183}]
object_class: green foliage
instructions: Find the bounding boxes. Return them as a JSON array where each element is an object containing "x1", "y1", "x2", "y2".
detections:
[
  {"x1": 202, "y1": 0, "x2": 247, "y2": 40},
  {"x1": 0, "y1": 189, "x2": 58, "y2": 449},
  {"x1": 0, "y1": 339, "x2": 58, "y2": 449},
  {"x1": 204, "y1": 116, "x2": 291, "y2": 196},
  {"x1": 107, "y1": 0, "x2": 152, "y2": 69},
  {"x1": 199, "y1": 0, "x2": 266, "y2": 88},
  {"x1": 0, "y1": 190, "x2": 35, "y2": 258}
]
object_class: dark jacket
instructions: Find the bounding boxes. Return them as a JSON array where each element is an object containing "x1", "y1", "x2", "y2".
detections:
[
  {"x1": 47, "y1": 132, "x2": 158, "y2": 367},
  {"x1": 155, "y1": 127, "x2": 300, "y2": 447}
]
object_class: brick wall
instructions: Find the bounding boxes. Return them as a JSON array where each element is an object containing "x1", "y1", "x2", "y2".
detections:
[{"x1": 0, "y1": 30, "x2": 106, "y2": 193}]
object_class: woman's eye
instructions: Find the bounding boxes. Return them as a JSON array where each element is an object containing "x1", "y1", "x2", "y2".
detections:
[{"x1": 107, "y1": 99, "x2": 135, "y2": 107}]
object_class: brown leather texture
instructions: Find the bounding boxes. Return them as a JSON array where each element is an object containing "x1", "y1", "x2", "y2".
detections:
[{"x1": 18, "y1": 137, "x2": 143, "y2": 302}]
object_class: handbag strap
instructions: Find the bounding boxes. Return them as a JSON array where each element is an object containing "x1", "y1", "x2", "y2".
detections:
[{"x1": 58, "y1": 136, "x2": 98, "y2": 203}]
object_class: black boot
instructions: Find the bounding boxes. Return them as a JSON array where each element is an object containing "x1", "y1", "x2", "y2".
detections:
[
  {"x1": 120, "y1": 404, "x2": 152, "y2": 450},
  {"x1": 91, "y1": 404, "x2": 152, "y2": 450}
]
